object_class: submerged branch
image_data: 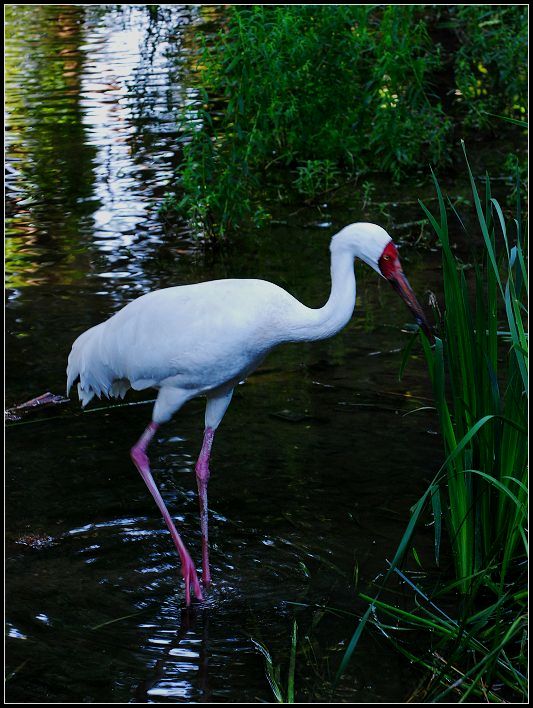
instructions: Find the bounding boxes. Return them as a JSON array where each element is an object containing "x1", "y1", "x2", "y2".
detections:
[{"x1": 5, "y1": 392, "x2": 157, "y2": 427}]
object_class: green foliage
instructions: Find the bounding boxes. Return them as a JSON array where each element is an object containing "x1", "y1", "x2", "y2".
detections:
[
  {"x1": 451, "y1": 5, "x2": 528, "y2": 127},
  {"x1": 419, "y1": 145, "x2": 527, "y2": 590},
  {"x1": 162, "y1": 5, "x2": 527, "y2": 241},
  {"x1": 337, "y1": 150, "x2": 528, "y2": 701},
  {"x1": 165, "y1": 6, "x2": 451, "y2": 239},
  {"x1": 294, "y1": 160, "x2": 341, "y2": 199},
  {"x1": 360, "y1": 579, "x2": 527, "y2": 702},
  {"x1": 253, "y1": 620, "x2": 298, "y2": 703}
]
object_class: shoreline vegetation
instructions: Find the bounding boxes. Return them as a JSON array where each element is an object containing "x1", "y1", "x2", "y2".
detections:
[{"x1": 159, "y1": 5, "x2": 527, "y2": 242}]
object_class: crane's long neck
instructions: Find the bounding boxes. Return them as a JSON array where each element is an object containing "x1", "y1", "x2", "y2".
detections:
[{"x1": 290, "y1": 245, "x2": 357, "y2": 342}]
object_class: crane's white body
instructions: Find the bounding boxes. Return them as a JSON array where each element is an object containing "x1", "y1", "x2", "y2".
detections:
[
  {"x1": 66, "y1": 223, "x2": 411, "y2": 603},
  {"x1": 67, "y1": 224, "x2": 391, "y2": 423}
]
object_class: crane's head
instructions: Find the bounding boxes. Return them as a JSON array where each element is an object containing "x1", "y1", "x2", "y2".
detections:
[{"x1": 332, "y1": 223, "x2": 433, "y2": 340}]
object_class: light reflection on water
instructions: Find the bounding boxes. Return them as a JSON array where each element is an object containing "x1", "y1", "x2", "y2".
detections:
[
  {"x1": 5, "y1": 4, "x2": 199, "y2": 296},
  {"x1": 6, "y1": 4, "x2": 443, "y2": 704}
]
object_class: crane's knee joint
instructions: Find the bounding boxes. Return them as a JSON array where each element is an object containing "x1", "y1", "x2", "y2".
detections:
[{"x1": 131, "y1": 444, "x2": 149, "y2": 470}]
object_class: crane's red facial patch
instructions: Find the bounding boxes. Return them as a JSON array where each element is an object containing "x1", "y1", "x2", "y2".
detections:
[
  {"x1": 377, "y1": 239, "x2": 434, "y2": 341},
  {"x1": 378, "y1": 241, "x2": 401, "y2": 279}
]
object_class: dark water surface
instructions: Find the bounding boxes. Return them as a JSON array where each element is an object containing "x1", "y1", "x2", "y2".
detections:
[{"x1": 6, "y1": 6, "x2": 445, "y2": 703}]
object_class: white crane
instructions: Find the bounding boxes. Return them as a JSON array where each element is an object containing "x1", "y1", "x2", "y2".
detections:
[{"x1": 67, "y1": 223, "x2": 431, "y2": 605}]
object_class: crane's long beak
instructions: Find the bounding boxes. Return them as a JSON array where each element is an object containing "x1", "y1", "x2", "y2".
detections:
[{"x1": 389, "y1": 271, "x2": 434, "y2": 341}]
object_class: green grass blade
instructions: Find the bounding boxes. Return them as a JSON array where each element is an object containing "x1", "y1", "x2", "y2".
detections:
[
  {"x1": 431, "y1": 485, "x2": 442, "y2": 566},
  {"x1": 335, "y1": 604, "x2": 373, "y2": 683},
  {"x1": 287, "y1": 620, "x2": 297, "y2": 703}
]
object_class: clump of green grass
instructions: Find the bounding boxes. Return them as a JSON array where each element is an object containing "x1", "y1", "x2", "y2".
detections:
[
  {"x1": 252, "y1": 620, "x2": 298, "y2": 703},
  {"x1": 419, "y1": 143, "x2": 527, "y2": 591},
  {"x1": 337, "y1": 145, "x2": 527, "y2": 702},
  {"x1": 294, "y1": 160, "x2": 341, "y2": 200}
]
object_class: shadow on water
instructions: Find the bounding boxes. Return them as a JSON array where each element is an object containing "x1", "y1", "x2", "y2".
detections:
[{"x1": 6, "y1": 5, "x2": 448, "y2": 703}]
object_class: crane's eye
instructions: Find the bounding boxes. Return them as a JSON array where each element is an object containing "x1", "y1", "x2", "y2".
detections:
[{"x1": 383, "y1": 255, "x2": 391, "y2": 261}]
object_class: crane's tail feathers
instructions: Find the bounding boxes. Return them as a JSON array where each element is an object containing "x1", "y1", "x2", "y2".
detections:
[
  {"x1": 77, "y1": 383, "x2": 96, "y2": 408},
  {"x1": 109, "y1": 379, "x2": 130, "y2": 399},
  {"x1": 72, "y1": 381, "x2": 128, "y2": 409},
  {"x1": 67, "y1": 323, "x2": 130, "y2": 407}
]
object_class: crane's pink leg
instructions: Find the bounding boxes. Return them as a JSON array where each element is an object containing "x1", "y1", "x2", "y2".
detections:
[
  {"x1": 196, "y1": 427, "x2": 215, "y2": 586},
  {"x1": 130, "y1": 421, "x2": 203, "y2": 605}
]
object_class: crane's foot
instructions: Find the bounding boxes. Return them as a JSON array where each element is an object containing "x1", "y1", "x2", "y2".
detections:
[{"x1": 181, "y1": 548, "x2": 203, "y2": 606}]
